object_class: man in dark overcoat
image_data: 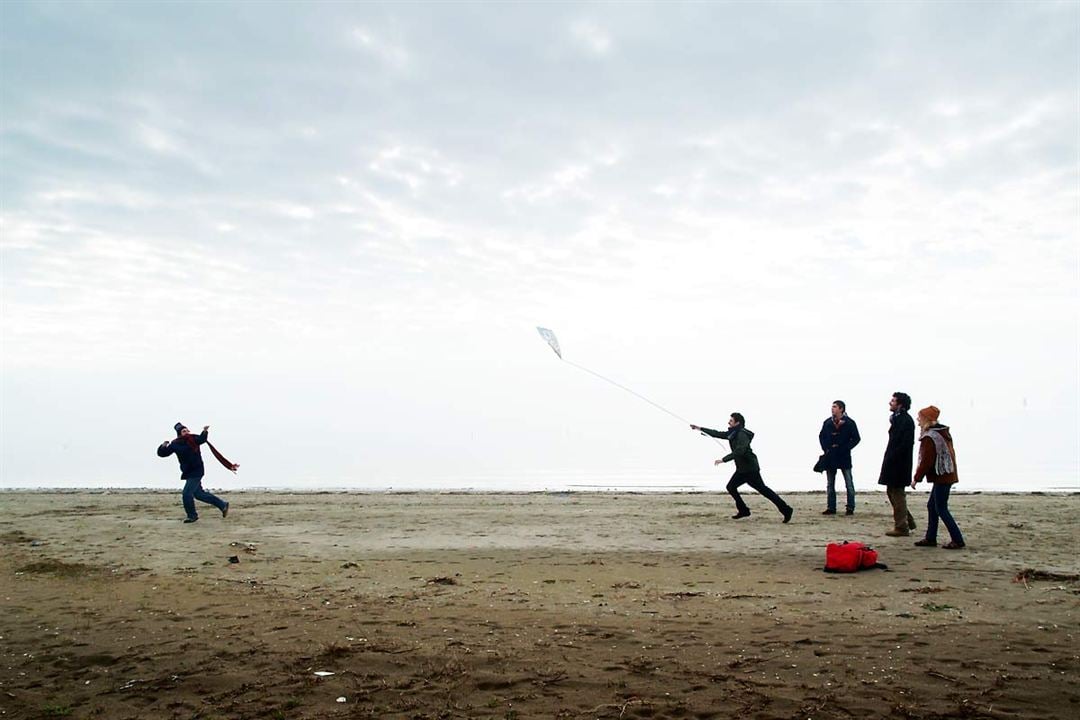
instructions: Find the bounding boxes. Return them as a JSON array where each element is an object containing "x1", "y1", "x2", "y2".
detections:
[
  {"x1": 818, "y1": 400, "x2": 861, "y2": 515},
  {"x1": 879, "y1": 392, "x2": 916, "y2": 536}
]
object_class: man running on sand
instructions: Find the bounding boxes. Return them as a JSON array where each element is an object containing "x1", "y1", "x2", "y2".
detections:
[
  {"x1": 157, "y1": 422, "x2": 238, "y2": 523},
  {"x1": 691, "y1": 413, "x2": 793, "y2": 523}
]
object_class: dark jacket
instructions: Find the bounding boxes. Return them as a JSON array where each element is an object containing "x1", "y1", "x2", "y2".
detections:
[
  {"x1": 818, "y1": 415, "x2": 861, "y2": 470},
  {"x1": 878, "y1": 410, "x2": 915, "y2": 487},
  {"x1": 699, "y1": 426, "x2": 761, "y2": 474},
  {"x1": 158, "y1": 429, "x2": 208, "y2": 479},
  {"x1": 914, "y1": 425, "x2": 958, "y2": 485}
]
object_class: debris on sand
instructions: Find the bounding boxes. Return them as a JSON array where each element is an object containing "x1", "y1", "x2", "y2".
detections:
[
  {"x1": 15, "y1": 560, "x2": 94, "y2": 577},
  {"x1": 427, "y1": 576, "x2": 458, "y2": 586},
  {"x1": 320, "y1": 642, "x2": 354, "y2": 659},
  {"x1": 0, "y1": 530, "x2": 35, "y2": 544},
  {"x1": 1013, "y1": 568, "x2": 1080, "y2": 587}
]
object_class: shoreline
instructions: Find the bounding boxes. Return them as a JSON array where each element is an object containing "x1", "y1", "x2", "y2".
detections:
[{"x1": 2, "y1": 486, "x2": 1077, "y2": 495}]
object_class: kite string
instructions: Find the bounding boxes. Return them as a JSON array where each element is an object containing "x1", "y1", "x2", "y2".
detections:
[
  {"x1": 563, "y1": 359, "x2": 690, "y2": 424},
  {"x1": 562, "y1": 360, "x2": 725, "y2": 446},
  {"x1": 539, "y1": 326, "x2": 724, "y2": 447}
]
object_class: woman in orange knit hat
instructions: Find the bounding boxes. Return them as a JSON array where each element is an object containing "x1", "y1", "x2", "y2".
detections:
[{"x1": 911, "y1": 406, "x2": 965, "y2": 549}]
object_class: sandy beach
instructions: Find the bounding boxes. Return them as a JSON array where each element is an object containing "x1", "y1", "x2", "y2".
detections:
[{"x1": 1, "y1": 490, "x2": 1077, "y2": 719}]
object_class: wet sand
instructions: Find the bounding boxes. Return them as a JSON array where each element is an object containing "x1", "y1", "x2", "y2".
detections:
[{"x1": 1, "y1": 490, "x2": 1077, "y2": 719}]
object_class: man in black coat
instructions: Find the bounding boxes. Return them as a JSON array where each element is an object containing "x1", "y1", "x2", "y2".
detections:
[
  {"x1": 818, "y1": 400, "x2": 860, "y2": 515},
  {"x1": 879, "y1": 392, "x2": 916, "y2": 536}
]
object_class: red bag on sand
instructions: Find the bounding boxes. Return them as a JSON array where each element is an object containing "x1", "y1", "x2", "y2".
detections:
[{"x1": 825, "y1": 541, "x2": 886, "y2": 572}]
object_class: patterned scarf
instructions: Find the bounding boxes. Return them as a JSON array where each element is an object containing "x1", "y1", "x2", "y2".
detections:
[{"x1": 920, "y1": 427, "x2": 955, "y2": 475}]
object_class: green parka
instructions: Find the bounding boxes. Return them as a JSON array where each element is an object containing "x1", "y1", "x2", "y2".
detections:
[{"x1": 698, "y1": 426, "x2": 761, "y2": 474}]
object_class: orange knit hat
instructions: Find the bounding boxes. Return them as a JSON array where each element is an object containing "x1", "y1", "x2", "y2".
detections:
[{"x1": 917, "y1": 405, "x2": 941, "y2": 423}]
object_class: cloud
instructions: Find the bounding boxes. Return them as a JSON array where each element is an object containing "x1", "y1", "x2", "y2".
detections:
[
  {"x1": 569, "y1": 19, "x2": 613, "y2": 56},
  {"x1": 502, "y1": 144, "x2": 623, "y2": 203},
  {"x1": 275, "y1": 203, "x2": 316, "y2": 220},
  {"x1": 135, "y1": 122, "x2": 182, "y2": 154},
  {"x1": 125, "y1": 110, "x2": 219, "y2": 175},
  {"x1": 368, "y1": 145, "x2": 463, "y2": 191},
  {"x1": 349, "y1": 25, "x2": 411, "y2": 70},
  {"x1": 34, "y1": 183, "x2": 159, "y2": 210}
]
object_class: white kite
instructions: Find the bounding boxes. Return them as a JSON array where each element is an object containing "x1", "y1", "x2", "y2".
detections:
[{"x1": 537, "y1": 327, "x2": 562, "y2": 359}]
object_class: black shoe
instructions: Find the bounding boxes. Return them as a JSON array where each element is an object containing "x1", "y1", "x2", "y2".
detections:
[
  {"x1": 221, "y1": 502, "x2": 230, "y2": 519},
  {"x1": 914, "y1": 538, "x2": 936, "y2": 547},
  {"x1": 731, "y1": 510, "x2": 751, "y2": 519},
  {"x1": 821, "y1": 509, "x2": 836, "y2": 516},
  {"x1": 845, "y1": 509, "x2": 854, "y2": 516},
  {"x1": 183, "y1": 517, "x2": 198, "y2": 524},
  {"x1": 781, "y1": 507, "x2": 793, "y2": 524}
]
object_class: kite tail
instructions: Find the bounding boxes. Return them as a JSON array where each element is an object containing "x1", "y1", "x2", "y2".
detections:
[{"x1": 207, "y1": 441, "x2": 239, "y2": 473}]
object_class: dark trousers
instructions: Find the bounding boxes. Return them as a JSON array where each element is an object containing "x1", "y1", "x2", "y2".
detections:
[
  {"x1": 727, "y1": 471, "x2": 791, "y2": 515},
  {"x1": 886, "y1": 485, "x2": 915, "y2": 531},
  {"x1": 182, "y1": 475, "x2": 226, "y2": 520},
  {"x1": 926, "y1": 483, "x2": 964, "y2": 545}
]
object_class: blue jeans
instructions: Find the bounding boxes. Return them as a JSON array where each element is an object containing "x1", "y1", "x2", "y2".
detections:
[
  {"x1": 182, "y1": 475, "x2": 226, "y2": 520},
  {"x1": 826, "y1": 468, "x2": 855, "y2": 512},
  {"x1": 925, "y1": 483, "x2": 964, "y2": 545}
]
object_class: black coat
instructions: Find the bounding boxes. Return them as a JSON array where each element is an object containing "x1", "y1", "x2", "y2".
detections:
[
  {"x1": 818, "y1": 416, "x2": 861, "y2": 470},
  {"x1": 158, "y1": 430, "x2": 208, "y2": 479},
  {"x1": 878, "y1": 410, "x2": 915, "y2": 487}
]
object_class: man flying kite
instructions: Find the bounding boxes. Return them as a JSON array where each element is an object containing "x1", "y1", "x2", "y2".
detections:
[{"x1": 691, "y1": 414, "x2": 793, "y2": 523}]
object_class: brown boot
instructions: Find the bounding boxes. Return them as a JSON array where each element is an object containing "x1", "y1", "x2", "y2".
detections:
[{"x1": 886, "y1": 528, "x2": 910, "y2": 537}]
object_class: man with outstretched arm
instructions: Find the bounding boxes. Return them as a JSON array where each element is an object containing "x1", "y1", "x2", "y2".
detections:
[
  {"x1": 158, "y1": 422, "x2": 238, "y2": 524},
  {"x1": 690, "y1": 413, "x2": 793, "y2": 522}
]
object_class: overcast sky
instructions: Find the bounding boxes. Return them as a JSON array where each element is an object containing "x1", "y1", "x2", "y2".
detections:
[{"x1": 1, "y1": 1, "x2": 1077, "y2": 491}]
